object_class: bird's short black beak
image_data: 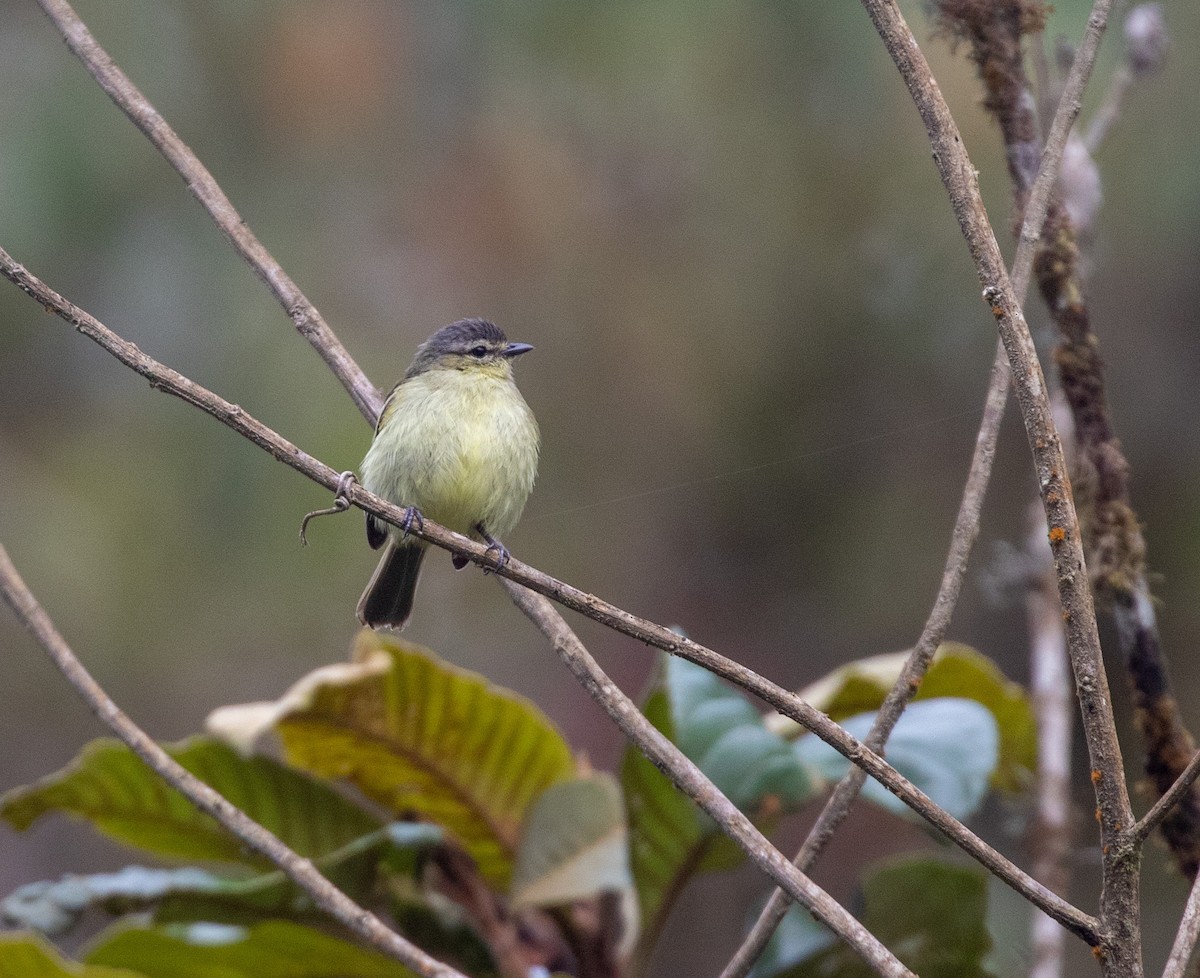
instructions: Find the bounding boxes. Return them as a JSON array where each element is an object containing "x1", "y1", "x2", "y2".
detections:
[{"x1": 503, "y1": 342, "x2": 534, "y2": 358}]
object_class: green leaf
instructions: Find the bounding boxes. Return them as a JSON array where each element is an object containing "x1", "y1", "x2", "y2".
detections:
[
  {"x1": 792, "y1": 698, "x2": 999, "y2": 820},
  {"x1": 621, "y1": 677, "x2": 700, "y2": 968},
  {"x1": 1, "y1": 738, "x2": 381, "y2": 869},
  {"x1": 85, "y1": 921, "x2": 419, "y2": 978},
  {"x1": 511, "y1": 774, "x2": 632, "y2": 909},
  {"x1": 0, "y1": 935, "x2": 145, "y2": 978},
  {"x1": 772, "y1": 857, "x2": 995, "y2": 978},
  {"x1": 621, "y1": 655, "x2": 820, "y2": 969},
  {"x1": 207, "y1": 630, "x2": 576, "y2": 889},
  {"x1": 3, "y1": 824, "x2": 442, "y2": 936},
  {"x1": 777, "y1": 643, "x2": 1035, "y2": 791}
]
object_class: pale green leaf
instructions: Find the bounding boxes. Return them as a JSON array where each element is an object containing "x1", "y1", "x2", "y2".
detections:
[
  {"x1": 773, "y1": 643, "x2": 1035, "y2": 791},
  {"x1": 207, "y1": 630, "x2": 576, "y2": 889},
  {"x1": 667, "y1": 656, "x2": 815, "y2": 811},
  {"x1": 511, "y1": 774, "x2": 633, "y2": 909},
  {"x1": 0, "y1": 738, "x2": 380, "y2": 868},
  {"x1": 793, "y1": 698, "x2": 999, "y2": 820},
  {"x1": 622, "y1": 655, "x2": 820, "y2": 971},
  {"x1": 3, "y1": 823, "x2": 442, "y2": 936}
]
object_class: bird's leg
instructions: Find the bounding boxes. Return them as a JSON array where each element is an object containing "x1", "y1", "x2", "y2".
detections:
[
  {"x1": 475, "y1": 523, "x2": 511, "y2": 574},
  {"x1": 400, "y1": 506, "x2": 424, "y2": 539},
  {"x1": 299, "y1": 471, "x2": 358, "y2": 545}
]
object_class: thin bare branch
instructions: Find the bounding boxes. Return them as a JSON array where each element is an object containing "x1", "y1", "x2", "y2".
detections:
[
  {"x1": 1162, "y1": 870, "x2": 1200, "y2": 978},
  {"x1": 857, "y1": 0, "x2": 1136, "y2": 970},
  {"x1": 0, "y1": 544, "x2": 466, "y2": 978},
  {"x1": 1130, "y1": 749, "x2": 1200, "y2": 846},
  {"x1": 1028, "y1": 514, "x2": 1074, "y2": 978},
  {"x1": 501, "y1": 581, "x2": 914, "y2": 978},
  {"x1": 0, "y1": 244, "x2": 1100, "y2": 947},
  {"x1": 34, "y1": 0, "x2": 383, "y2": 423}
]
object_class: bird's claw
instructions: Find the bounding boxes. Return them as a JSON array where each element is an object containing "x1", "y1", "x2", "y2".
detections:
[
  {"x1": 299, "y1": 471, "x2": 358, "y2": 545},
  {"x1": 400, "y1": 506, "x2": 424, "y2": 540},
  {"x1": 476, "y1": 524, "x2": 510, "y2": 575},
  {"x1": 333, "y1": 470, "x2": 357, "y2": 503}
]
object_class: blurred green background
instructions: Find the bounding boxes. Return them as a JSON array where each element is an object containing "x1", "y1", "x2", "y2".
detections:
[{"x1": 2, "y1": 1, "x2": 1198, "y2": 974}]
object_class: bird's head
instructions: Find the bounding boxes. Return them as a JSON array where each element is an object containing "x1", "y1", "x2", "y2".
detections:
[{"x1": 406, "y1": 318, "x2": 533, "y2": 380}]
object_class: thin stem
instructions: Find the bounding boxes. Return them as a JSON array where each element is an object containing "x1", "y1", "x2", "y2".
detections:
[
  {"x1": 0, "y1": 544, "x2": 466, "y2": 978},
  {"x1": 1130, "y1": 750, "x2": 1200, "y2": 846},
  {"x1": 0, "y1": 244, "x2": 1101, "y2": 947},
  {"x1": 502, "y1": 581, "x2": 915, "y2": 978},
  {"x1": 858, "y1": 0, "x2": 1135, "y2": 970},
  {"x1": 1161, "y1": 871, "x2": 1200, "y2": 978},
  {"x1": 1084, "y1": 67, "x2": 1133, "y2": 153},
  {"x1": 1028, "y1": 522, "x2": 1074, "y2": 978},
  {"x1": 33, "y1": 0, "x2": 383, "y2": 423}
]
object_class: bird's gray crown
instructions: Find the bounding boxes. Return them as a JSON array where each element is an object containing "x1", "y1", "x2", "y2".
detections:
[{"x1": 406, "y1": 318, "x2": 510, "y2": 377}]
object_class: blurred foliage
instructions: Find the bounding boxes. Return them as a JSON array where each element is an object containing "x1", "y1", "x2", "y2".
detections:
[
  {"x1": 2, "y1": 634, "x2": 634, "y2": 976},
  {"x1": 1, "y1": 631, "x2": 1015, "y2": 976},
  {"x1": 3, "y1": 0, "x2": 1200, "y2": 973}
]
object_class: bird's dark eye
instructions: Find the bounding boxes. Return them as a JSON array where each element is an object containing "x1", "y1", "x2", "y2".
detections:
[{"x1": 469, "y1": 345, "x2": 488, "y2": 359}]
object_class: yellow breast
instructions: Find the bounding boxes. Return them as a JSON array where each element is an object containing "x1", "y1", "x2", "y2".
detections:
[{"x1": 361, "y1": 367, "x2": 540, "y2": 540}]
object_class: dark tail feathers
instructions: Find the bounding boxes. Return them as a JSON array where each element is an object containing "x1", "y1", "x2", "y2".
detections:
[{"x1": 357, "y1": 543, "x2": 425, "y2": 630}]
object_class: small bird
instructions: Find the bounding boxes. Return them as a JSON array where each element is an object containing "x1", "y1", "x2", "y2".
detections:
[{"x1": 356, "y1": 318, "x2": 540, "y2": 629}]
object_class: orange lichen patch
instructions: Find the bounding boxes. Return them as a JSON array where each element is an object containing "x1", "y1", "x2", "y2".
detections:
[
  {"x1": 1091, "y1": 769, "x2": 1103, "y2": 783},
  {"x1": 1049, "y1": 526, "x2": 1067, "y2": 543}
]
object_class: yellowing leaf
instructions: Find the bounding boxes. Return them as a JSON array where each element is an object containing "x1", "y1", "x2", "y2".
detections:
[{"x1": 207, "y1": 630, "x2": 576, "y2": 888}]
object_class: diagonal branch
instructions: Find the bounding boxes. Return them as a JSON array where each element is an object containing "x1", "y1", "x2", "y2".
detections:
[
  {"x1": 0, "y1": 244, "x2": 1100, "y2": 947},
  {"x1": 1161, "y1": 868, "x2": 1200, "y2": 978},
  {"x1": 502, "y1": 582, "x2": 914, "y2": 978},
  {"x1": 1130, "y1": 749, "x2": 1200, "y2": 847},
  {"x1": 857, "y1": 0, "x2": 1138, "y2": 971},
  {"x1": 34, "y1": 0, "x2": 383, "y2": 424},
  {"x1": 0, "y1": 543, "x2": 467, "y2": 978}
]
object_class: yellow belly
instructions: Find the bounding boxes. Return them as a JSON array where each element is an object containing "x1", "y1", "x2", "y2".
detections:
[{"x1": 360, "y1": 368, "x2": 539, "y2": 541}]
